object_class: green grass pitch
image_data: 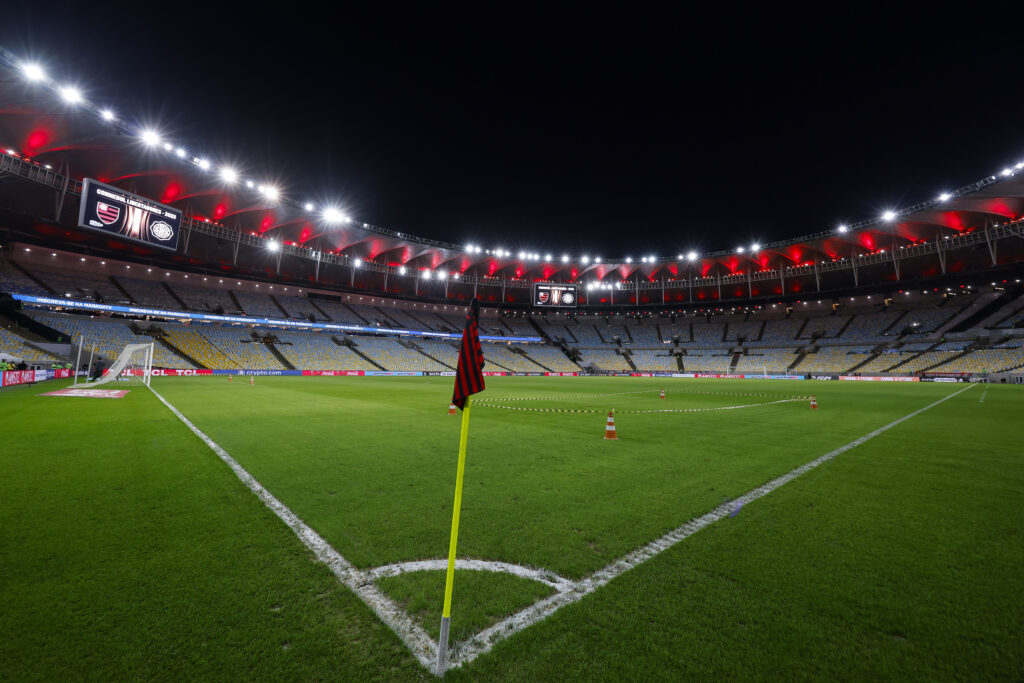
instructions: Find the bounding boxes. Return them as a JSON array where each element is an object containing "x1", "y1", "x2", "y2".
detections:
[{"x1": 2, "y1": 375, "x2": 1021, "y2": 680}]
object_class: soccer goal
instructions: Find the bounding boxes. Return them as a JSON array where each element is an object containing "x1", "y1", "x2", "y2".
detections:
[{"x1": 87, "y1": 342, "x2": 155, "y2": 389}]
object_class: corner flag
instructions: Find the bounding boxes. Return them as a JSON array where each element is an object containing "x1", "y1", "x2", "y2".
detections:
[
  {"x1": 437, "y1": 300, "x2": 486, "y2": 675},
  {"x1": 451, "y1": 298, "x2": 485, "y2": 410}
]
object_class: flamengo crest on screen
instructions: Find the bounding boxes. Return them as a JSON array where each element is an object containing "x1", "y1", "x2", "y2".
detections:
[
  {"x1": 451, "y1": 299, "x2": 485, "y2": 410},
  {"x1": 77, "y1": 179, "x2": 182, "y2": 251}
]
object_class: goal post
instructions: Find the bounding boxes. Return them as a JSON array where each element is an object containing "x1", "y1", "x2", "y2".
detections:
[{"x1": 88, "y1": 342, "x2": 155, "y2": 389}]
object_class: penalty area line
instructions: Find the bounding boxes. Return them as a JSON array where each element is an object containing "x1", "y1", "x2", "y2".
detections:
[
  {"x1": 145, "y1": 385, "x2": 439, "y2": 670},
  {"x1": 447, "y1": 382, "x2": 978, "y2": 668}
]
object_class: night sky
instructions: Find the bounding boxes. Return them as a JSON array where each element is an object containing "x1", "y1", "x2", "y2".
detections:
[{"x1": 2, "y1": 6, "x2": 1022, "y2": 259}]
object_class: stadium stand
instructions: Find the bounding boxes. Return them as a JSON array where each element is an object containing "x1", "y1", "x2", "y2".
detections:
[
  {"x1": 271, "y1": 331, "x2": 377, "y2": 370},
  {"x1": 28, "y1": 312, "x2": 187, "y2": 368},
  {"x1": 734, "y1": 348, "x2": 799, "y2": 373},
  {"x1": 114, "y1": 276, "x2": 182, "y2": 309},
  {"x1": 0, "y1": 323, "x2": 63, "y2": 364},
  {"x1": 516, "y1": 345, "x2": 581, "y2": 372},
  {"x1": 725, "y1": 318, "x2": 763, "y2": 342},
  {"x1": 169, "y1": 282, "x2": 237, "y2": 312},
  {"x1": 270, "y1": 293, "x2": 325, "y2": 320},
  {"x1": 0, "y1": 258, "x2": 52, "y2": 297},
  {"x1": 681, "y1": 349, "x2": 732, "y2": 373},
  {"x1": 232, "y1": 290, "x2": 285, "y2": 318},
  {"x1": 690, "y1": 320, "x2": 726, "y2": 345},
  {"x1": 577, "y1": 348, "x2": 631, "y2": 372},
  {"x1": 629, "y1": 349, "x2": 678, "y2": 371}
]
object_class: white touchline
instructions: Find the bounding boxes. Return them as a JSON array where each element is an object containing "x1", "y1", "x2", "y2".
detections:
[{"x1": 149, "y1": 381, "x2": 974, "y2": 675}]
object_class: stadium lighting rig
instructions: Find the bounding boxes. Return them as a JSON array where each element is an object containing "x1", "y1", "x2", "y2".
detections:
[{"x1": 6, "y1": 46, "x2": 1024, "y2": 272}]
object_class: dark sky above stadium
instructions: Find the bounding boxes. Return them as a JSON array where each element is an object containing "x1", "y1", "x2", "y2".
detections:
[{"x1": 2, "y1": 6, "x2": 1022, "y2": 259}]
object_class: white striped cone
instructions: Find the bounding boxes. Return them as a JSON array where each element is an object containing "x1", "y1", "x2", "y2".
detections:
[
  {"x1": 448, "y1": 403, "x2": 457, "y2": 415},
  {"x1": 249, "y1": 375, "x2": 254, "y2": 386},
  {"x1": 603, "y1": 411, "x2": 618, "y2": 440},
  {"x1": 659, "y1": 389, "x2": 665, "y2": 399},
  {"x1": 810, "y1": 395, "x2": 818, "y2": 409},
  {"x1": 228, "y1": 374, "x2": 232, "y2": 383}
]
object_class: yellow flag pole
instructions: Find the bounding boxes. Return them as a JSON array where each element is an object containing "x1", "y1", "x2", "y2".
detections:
[{"x1": 436, "y1": 395, "x2": 472, "y2": 676}]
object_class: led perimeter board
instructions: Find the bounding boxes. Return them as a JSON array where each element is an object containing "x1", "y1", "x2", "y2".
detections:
[
  {"x1": 534, "y1": 283, "x2": 577, "y2": 308},
  {"x1": 78, "y1": 179, "x2": 182, "y2": 251}
]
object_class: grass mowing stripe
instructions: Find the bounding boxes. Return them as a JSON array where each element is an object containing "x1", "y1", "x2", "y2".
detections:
[
  {"x1": 446, "y1": 383, "x2": 977, "y2": 669},
  {"x1": 146, "y1": 384, "x2": 440, "y2": 670}
]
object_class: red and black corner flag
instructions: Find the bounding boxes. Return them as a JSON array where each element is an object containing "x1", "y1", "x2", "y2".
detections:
[{"x1": 451, "y1": 299, "x2": 485, "y2": 409}]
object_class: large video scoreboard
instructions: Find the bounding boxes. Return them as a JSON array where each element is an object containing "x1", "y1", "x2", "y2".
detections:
[
  {"x1": 534, "y1": 283, "x2": 578, "y2": 308},
  {"x1": 78, "y1": 179, "x2": 182, "y2": 251}
]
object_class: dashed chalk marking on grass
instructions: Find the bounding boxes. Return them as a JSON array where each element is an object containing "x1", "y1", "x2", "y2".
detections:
[
  {"x1": 472, "y1": 397, "x2": 808, "y2": 414},
  {"x1": 147, "y1": 385, "x2": 439, "y2": 669},
  {"x1": 446, "y1": 382, "x2": 977, "y2": 669}
]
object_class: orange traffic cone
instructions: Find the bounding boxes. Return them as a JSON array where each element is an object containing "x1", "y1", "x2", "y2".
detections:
[
  {"x1": 603, "y1": 411, "x2": 618, "y2": 440},
  {"x1": 228, "y1": 374, "x2": 232, "y2": 383},
  {"x1": 449, "y1": 402, "x2": 457, "y2": 415},
  {"x1": 659, "y1": 389, "x2": 666, "y2": 400},
  {"x1": 810, "y1": 395, "x2": 818, "y2": 410},
  {"x1": 250, "y1": 375, "x2": 255, "y2": 386}
]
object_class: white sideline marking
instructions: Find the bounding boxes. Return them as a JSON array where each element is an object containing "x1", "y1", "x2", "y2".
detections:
[
  {"x1": 369, "y1": 559, "x2": 577, "y2": 593},
  {"x1": 447, "y1": 383, "x2": 977, "y2": 668},
  {"x1": 147, "y1": 386, "x2": 439, "y2": 669},
  {"x1": 148, "y1": 381, "x2": 975, "y2": 675},
  {"x1": 979, "y1": 387, "x2": 988, "y2": 403}
]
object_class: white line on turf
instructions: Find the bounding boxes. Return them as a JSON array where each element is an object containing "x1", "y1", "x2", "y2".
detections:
[
  {"x1": 979, "y1": 387, "x2": 988, "y2": 403},
  {"x1": 148, "y1": 380, "x2": 975, "y2": 675},
  {"x1": 146, "y1": 385, "x2": 439, "y2": 669},
  {"x1": 446, "y1": 382, "x2": 977, "y2": 668}
]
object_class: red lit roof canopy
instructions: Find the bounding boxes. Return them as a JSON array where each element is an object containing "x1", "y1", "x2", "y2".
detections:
[{"x1": 2, "y1": 56, "x2": 1024, "y2": 288}]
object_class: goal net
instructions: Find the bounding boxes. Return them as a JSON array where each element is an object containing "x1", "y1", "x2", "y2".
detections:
[{"x1": 88, "y1": 342, "x2": 155, "y2": 389}]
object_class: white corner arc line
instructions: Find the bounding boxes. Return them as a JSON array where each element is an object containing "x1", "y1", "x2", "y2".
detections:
[
  {"x1": 368, "y1": 559, "x2": 577, "y2": 593},
  {"x1": 447, "y1": 383, "x2": 977, "y2": 668},
  {"x1": 146, "y1": 386, "x2": 439, "y2": 669}
]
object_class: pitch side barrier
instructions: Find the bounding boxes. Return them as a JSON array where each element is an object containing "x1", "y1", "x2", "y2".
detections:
[
  {"x1": 2, "y1": 367, "x2": 73, "y2": 387},
  {"x1": 10, "y1": 293, "x2": 542, "y2": 343}
]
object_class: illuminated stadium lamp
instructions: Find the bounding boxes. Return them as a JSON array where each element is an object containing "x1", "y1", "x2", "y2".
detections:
[
  {"x1": 399, "y1": 266, "x2": 407, "y2": 274},
  {"x1": 751, "y1": 244, "x2": 759, "y2": 252},
  {"x1": 195, "y1": 158, "x2": 211, "y2": 171},
  {"x1": 453, "y1": 272, "x2": 460, "y2": 279},
  {"x1": 175, "y1": 147, "x2": 186, "y2": 158},
  {"x1": 140, "y1": 129, "x2": 161, "y2": 147},
  {"x1": 354, "y1": 258, "x2": 362, "y2": 268},
  {"x1": 21, "y1": 63, "x2": 46, "y2": 82},
  {"x1": 545, "y1": 253, "x2": 552, "y2": 261},
  {"x1": 518, "y1": 251, "x2": 526, "y2": 259},
  {"x1": 322, "y1": 207, "x2": 346, "y2": 224},
  {"x1": 266, "y1": 241, "x2": 279, "y2": 251},
  {"x1": 260, "y1": 185, "x2": 280, "y2": 201},
  {"x1": 938, "y1": 192, "x2": 951, "y2": 201},
  {"x1": 737, "y1": 246, "x2": 745, "y2": 253},
  {"x1": 100, "y1": 108, "x2": 115, "y2": 121},
  {"x1": 5, "y1": 149, "x2": 15, "y2": 155},
  {"x1": 837, "y1": 225, "x2": 848, "y2": 233},
  {"x1": 561, "y1": 254, "x2": 569, "y2": 263},
  {"x1": 438, "y1": 270, "x2": 447, "y2": 279},
  {"x1": 625, "y1": 257, "x2": 632, "y2": 263},
  {"x1": 59, "y1": 86, "x2": 82, "y2": 104},
  {"x1": 162, "y1": 142, "x2": 173, "y2": 151},
  {"x1": 245, "y1": 180, "x2": 255, "y2": 188},
  {"x1": 581, "y1": 256, "x2": 590, "y2": 264},
  {"x1": 1001, "y1": 168, "x2": 1012, "y2": 177},
  {"x1": 304, "y1": 202, "x2": 314, "y2": 211},
  {"x1": 687, "y1": 251, "x2": 698, "y2": 261},
  {"x1": 595, "y1": 256, "x2": 601, "y2": 263},
  {"x1": 881, "y1": 210, "x2": 897, "y2": 221}
]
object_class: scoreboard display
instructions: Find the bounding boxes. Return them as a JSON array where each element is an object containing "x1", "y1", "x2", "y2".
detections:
[
  {"x1": 534, "y1": 283, "x2": 578, "y2": 308},
  {"x1": 78, "y1": 179, "x2": 182, "y2": 251}
]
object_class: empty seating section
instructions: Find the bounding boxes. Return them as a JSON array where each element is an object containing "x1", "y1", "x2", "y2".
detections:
[
  {"x1": 28, "y1": 312, "x2": 185, "y2": 367},
  {"x1": 162, "y1": 328, "x2": 236, "y2": 368},
  {"x1": 725, "y1": 319, "x2": 763, "y2": 342},
  {"x1": 760, "y1": 319, "x2": 803, "y2": 345},
  {"x1": 353, "y1": 337, "x2": 447, "y2": 371},
  {"x1": 799, "y1": 316, "x2": 849, "y2": 339},
  {"x1": 624, "y1": 323, "x2": 661, "y2": 345},
  {"x1": 0, "y1": 326, "x2": 62, "y2": 363},
  {"x1": 629, "y1": 350, "x2": 677, "y2": 371},
  {"x1": 734, "y1": 349, "x2": 797, "y2": 373},
  {"x1": 840, "y1": 311, "x2": 903, "y2": 340},
  {"x1": 380, "y1": 307, "x2": 424, "y2": 328},
  {"x1": 27, "y1": 266, "x2": 127, "y2": 302},
  {"x1": 899, "y1": 307, "x2": 956, "y2": 332},
  {"x1": 996, "y1": 309, "x2": 1024, "y2": 328},
  {"x1": 347, "y1": 303, "x2": 392, "y2": 326},
  {"x1": 572, "y1": 325, "x2": 606, "y2": 346},
  {"x1": 114, "y1": 277, "x2": 180, "y2": 309},
  {"x1": 544, "y1": 324, "x2": 578, "y2": 343},
  {"x1": 795, "y1": 347, "x2": 859, "y2": 373},
  {"x1": 517, "y1": 345, "x2": 580, "y2": 372},
  {"x1": 274, "y1": 294, "x2": 325, "y2": 320},
  {"x1": 501, "y1": 318, "x2": 537, "y2": 337},
  {"x1": 0, "y1": 260, "x2": 52, "y2": 297},
  {"x1": 577, "y1": 349, "x2": 631, "y2": 372},
  {"x1": 415, "y1": 341, "x2": 458, "y2": 368},
  {"x1": 601, "y1": 325, "x2": 629, "y2": 342},
  {"x1": 658, "y1": 323, "x2": 690, "y2": 342},
  {"x1": 892, "y1": 351, "x2": 960, "y2": 373},
  {"x1": 479, "y1": 343, "x2": 546, "y2": 372},
  {"x1": 931, "y1": 348, "x2": 1024, "y2": 373},
  {"x1": 170, "y1": 283, "x2": 236, "y2": 312},
  {"x1": 233, "y1": 290, "x2": 284, "y2": 318},
  {"x1": 855, "y1": 352, "x2": 907, "y2": 373},
  {"x1": 690, "y1": 321, "x2": 725, "y2": 345},
  {"x1": 935, "y1": 340, "x2": 972, "y2": 351},
  {"x1": 198, "y1": 328, "x2": 284, "y2": 369},
  {"x1": 314, "y1": 300, "x2": 371, "y2": 325},
  {"x1": 681, "y1": 350, "x2": 731, "y2": 373},
  {"x1": 901, "y1": 342, "x2": 933, "y2": 352},
  {"x1": 272, "y1": 332, "x2": 374, "y2": 370}
]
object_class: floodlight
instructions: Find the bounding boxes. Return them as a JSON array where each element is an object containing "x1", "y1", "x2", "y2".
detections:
[
  {"x1": 399, "y1": 266, "x2": 407, "y2": 274},
  {"x1": 304, "y1": 202, "x2": 314, "y2": 211},
  {"x1": 837, "y1": 225, "x2": 848, "y2": 233},
  {"x1": 625, "y1": 257, "x2": 632, "y2": 263},
  {"x1": 595, "y1": 256, "x2": 601, "y2": 263},
  {"x1": 751, "y1": 244, "x2": 759, "y2": 251},
  {"x1": 59, "y1": 86, "x2": 82, "y2": 104},
  {"x1": 175, "y1": 147, "x2": 186, "y2": 158},
  {"x1": 882, "y1": 210, "x2": 896, "y2": 221},
  {"x1": 561, "y1": 254, "x2": 569, "y2": 263},
  {"x1": 354, "y1": 258, "x2": 362, "y2": 268},
  {"x1": 267, "y1": 241, "x2": 279, "y2": 252},
  {"x1": 140, "y1": 129, "x2": 161, "y2": 147},
  {"x1": 322, "y1": 207, "x2": 346, "y2": 224},
  {"x1": 261, "y1": 185, "x2": 280, "y2": 201},
  {"x1": 21, "y1": 63, "x2": 46, "y2": 82},
  {"x1": 737, "y1": 246, "x2": 745, "y2": 253},
  {"x1": 196, "y1": 158, "x2": 211, "y2": 171},
  {"x1": 938, "y1": 192, "x2": 950, "y2": 201},
  {"x1": 518, "y1": 251, "x2": 526, "y2": 259},
  {"x1": 100, "y1": 109, "x2": 115, "y2": 121},
  {"x1": 687, "y1": 251, "x2": 698, "y2": 261}
]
